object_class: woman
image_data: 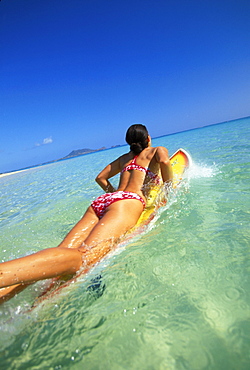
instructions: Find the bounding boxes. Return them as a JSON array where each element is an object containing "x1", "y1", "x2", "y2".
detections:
[{"x1": 0, "y1": 124, "x2": 173, "y2": 302}]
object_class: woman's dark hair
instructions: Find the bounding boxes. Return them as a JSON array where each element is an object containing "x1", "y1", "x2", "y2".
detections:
[{"x1": 125, "y1": 124, "x2": 149, "y2": 155}]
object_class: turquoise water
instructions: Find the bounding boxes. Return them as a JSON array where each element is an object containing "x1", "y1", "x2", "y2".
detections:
[{"x1": 0, "y1": 117, "x2": 250, "y2": 369}]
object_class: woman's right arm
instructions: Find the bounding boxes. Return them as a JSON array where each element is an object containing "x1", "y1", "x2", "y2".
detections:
[{"x1": 95, "y1": 157, "x2": 121, "y2": 192}]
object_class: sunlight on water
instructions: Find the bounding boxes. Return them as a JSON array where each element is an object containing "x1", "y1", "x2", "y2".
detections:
[{"x1": 0, "y1": 118, "x2": 250, "y2": 369}]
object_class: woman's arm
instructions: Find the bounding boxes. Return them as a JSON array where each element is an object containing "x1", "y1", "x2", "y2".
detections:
[
  {"x1": 95, "y1": 158, "x2": 121, "y2": 192},
  {"x1": 156, "y1": 147, "x2": 173, "y2": 183}
]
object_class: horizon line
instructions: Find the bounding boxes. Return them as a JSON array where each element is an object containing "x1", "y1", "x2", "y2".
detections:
[{"x1": 1, "y1": 115, "x2": 249, "y2": 176}]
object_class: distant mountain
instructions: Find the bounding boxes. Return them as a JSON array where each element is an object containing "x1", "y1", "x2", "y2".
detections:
[
  {"x1": 63, "y1": 147, "x2": 106, "y2": 159},
  {"x1": 2, "y1": 145, "x2": 123, "y2": 175}
]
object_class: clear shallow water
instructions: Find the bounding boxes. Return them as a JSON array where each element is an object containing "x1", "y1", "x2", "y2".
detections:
[{"x1": 0, "y1": 117, "x2": 249, "y2": 369}]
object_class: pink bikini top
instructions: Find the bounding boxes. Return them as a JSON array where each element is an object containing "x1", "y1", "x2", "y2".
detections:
[{"x1": 121, "y1": 156, "x2": 161, "y2": 184}]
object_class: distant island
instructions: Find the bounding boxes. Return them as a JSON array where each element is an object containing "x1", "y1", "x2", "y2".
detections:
[
  {"x1": 62, "y1": 147, "x2": 107, "y2": 159},
  {"x1": 62, "y1": 145, "x2": 122, "y2": 159},
  {"x1": 1, "y1": 145, "x2": 122, "y2": 175}
]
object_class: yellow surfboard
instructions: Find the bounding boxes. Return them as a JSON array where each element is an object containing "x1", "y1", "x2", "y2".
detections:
[{"x1": 133, "y1": 148, "x2": 191, "y2": 229}]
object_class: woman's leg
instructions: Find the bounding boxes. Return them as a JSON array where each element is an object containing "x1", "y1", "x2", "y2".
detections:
[
  {"x1": 0, "y1": 246, "x2": 84, "y2": 289},
  {"x1": 78, "y1": 199, "x2": 144, "y2": 267},
  {"x1": 0, "y1": 284, "x2": 32, "y2": 303},
  {"x1": 57, "y1": 206, "x2": 99, "y2": 249},
  {"x1": 0, "y1": 207, "x2": 99, "y2": 301}
]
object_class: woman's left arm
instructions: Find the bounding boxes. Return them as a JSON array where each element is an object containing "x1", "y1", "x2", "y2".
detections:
[
  {"x1": 95, "y1": 158, "x2": 121, "y2": 192},
  {"x1": 155, "y1": 147, "x2": 173, "y2": 183}
]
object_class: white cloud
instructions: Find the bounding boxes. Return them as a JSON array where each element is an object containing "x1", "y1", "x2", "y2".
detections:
[
  {"x1": 42, "y1": 137, "x2": 53, "y2": 145},
  {"x1": 35, "y1": 137, "x2": 53, "y2": 147}
]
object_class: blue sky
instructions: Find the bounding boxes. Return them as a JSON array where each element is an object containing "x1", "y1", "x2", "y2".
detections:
[{"x1": 1, "y1": 0, "x2": 250, "y2": 173}]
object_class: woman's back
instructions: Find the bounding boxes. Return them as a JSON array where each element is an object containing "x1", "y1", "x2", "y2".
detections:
[{"x1": 117, "y1": 146, "x2": 170, "y2": 197}]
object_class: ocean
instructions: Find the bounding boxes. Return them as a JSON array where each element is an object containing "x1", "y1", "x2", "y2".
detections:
[{"x1": 0, "y1": 117, "x2": 249, "y2": 369}]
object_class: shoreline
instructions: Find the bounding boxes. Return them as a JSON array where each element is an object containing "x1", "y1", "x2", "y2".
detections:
[
  {"x1": 0, "y1": 168, "x2": 32, "y2": 178},
  {"x1": 0, "y1": 147, "x2": 112, "y2": 179}
]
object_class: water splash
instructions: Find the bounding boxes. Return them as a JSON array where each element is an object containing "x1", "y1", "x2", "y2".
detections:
[{"x1": 186, "y1": 161, "x2": 220, "y2": 179}]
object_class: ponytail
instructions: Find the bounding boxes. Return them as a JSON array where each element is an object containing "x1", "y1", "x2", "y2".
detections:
[{"x1": 125, "y1": 124, "x2": 149, "y2": 155}]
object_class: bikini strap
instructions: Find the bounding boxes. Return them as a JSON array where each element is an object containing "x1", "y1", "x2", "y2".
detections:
[{"x1": 131, "y1": 155, "x2": 138, "y2": 164}]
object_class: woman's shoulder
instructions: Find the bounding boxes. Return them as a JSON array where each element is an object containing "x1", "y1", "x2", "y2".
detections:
[
  {"x1": 155, "y1": 145, "x2": 169, "y2": 153},
  {"x1": 117, "y1": 152, "x2": 134, "y2": 167},
  {"x1": 144, "y1": 146, "x2": 168, "y2": 156},
  {"x1": 141, "y1": 146, "x2": 169, "y2": 164}
]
